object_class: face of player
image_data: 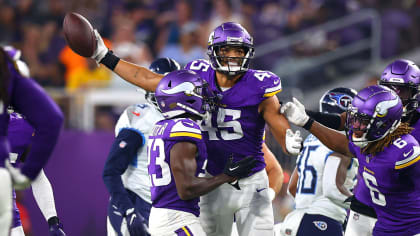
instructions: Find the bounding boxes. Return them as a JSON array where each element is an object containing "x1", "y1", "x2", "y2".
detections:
[
  {"x1": 349, "y1": 114, "x2": 370, "y2": 138},
  {"x1": 217, "y1": 45, "x2": 245, "y2": 67},
  {"x1": 384, "y1": 84, "x2": 412, "y2": 105}
]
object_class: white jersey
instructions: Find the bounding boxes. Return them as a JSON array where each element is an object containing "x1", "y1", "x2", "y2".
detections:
[
  {"x1": 115, "y1": 103, "x2": 163, "y2": 204},
  {"x1": 294, "y1": 134, "x2": 357, "y2": 223}
]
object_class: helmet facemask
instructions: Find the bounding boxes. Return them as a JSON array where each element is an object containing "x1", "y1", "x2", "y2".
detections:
[
  {"x1": 345, "y1": 105, "x2": 401, "y2": 148},
  {"x1": 379, "y1": 81, "x2": 419, "y2": 121},
  {"x1": 208, "y1": 43, "x2": 254, "y2": 76}
]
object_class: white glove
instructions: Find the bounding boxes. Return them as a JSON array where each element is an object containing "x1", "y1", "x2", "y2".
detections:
[
  {"x1": 91, "y1": 29, "x2": 108, "y2": 64},
  {"x1": 285, "y1": 129, "x2": 302, "y2": 156},
  {"x1": 5, "y1": 160, "x2": 31, "y2": 190},
  {"x1": 280, "y1": 97, "x2": 309, "y2": 127}
]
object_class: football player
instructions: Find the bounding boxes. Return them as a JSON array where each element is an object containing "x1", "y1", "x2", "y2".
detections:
[
  {"x1": 281, "y1": 85, "x2": 420, "y2": 236},
  {"x1": 276, "y1": 88, "x2": 358, "y2": 236},
  {"x1": 0, "y1": 46, "x2": 63, "y2": 235},
  {"x1": 103, "y1": 58, "x2": 180, "y2": 236},
  {"x1": 8, "y1": 112, "x2": 65, "y2": 236},
  {"x1": 148, "y1": 69, "x2": 256, "y2": 235},
  {"x1": 87, "y1": 22, "x2": 301, "y2": 236},
  {"x1": 305, "y1": 59, "x2": 420, "y2": 236}
]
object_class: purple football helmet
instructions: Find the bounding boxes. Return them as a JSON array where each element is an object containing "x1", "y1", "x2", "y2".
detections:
[
  {"x1": 379, "y1": 59, "x2": 420, "y2": 119},
  {"x1": 155, "y1": 69, "x2": 216, "y2": 119},
  {"x1": 345, "y1": 85, "x2": 403, "y2": 147},
  {"x1": 319, "y1": 87, "x2": 357, "y2": 113},
  {"x1": 207, "y1": 22, "x2": 254, "y2": 76}
]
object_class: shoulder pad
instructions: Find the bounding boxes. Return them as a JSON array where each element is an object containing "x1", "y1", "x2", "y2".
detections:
[
  {"x1": 185, "y1": 59, "x2": 212, "y2": 73},
  {"x1": 394, "y1": 135, "x2": 420, "y2": 170},
  {"x1": 249, "y1": 69, "x2": 282, "y2": 98},
  {"x1": 115, "y1": 104, "x2": 160, "y2": 136},
  {"x1": 169, "y1": 118, "x2": 202, "y2": 140}
]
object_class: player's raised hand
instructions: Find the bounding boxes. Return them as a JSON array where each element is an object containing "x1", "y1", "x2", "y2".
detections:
[
  {"x1": 280, "y1": 97, "x2": 309, "y2": 127},
  {"x1": 5, "y1": 160, "x2": 31, "y2": 190},
  {"x1": 223, "y1": 156, "x2": 257, "y2": 179},
  {"x1": 91, "y1": 29, "x2": 109, "y2": 64},
  {"x1": 125, "y1": 208, "x2": 150, "y2": 236},
  {"x1": 48, "y1": 216, "x2": 66, "y2": 236},
  {"x1": 285, "y1": 129, "x2": 302, "y2": 156}
]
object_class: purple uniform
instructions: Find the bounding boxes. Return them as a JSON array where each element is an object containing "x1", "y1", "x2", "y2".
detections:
[
  {"x1": 148, "y1": 118, "x2": 207, "y2": 217},
  {"x1": 354, "y1": 117, "x2": 420, "y2": 209},
  {"x1": 8, "y1": 113, "x2": 34, "y2": 228},
  {"x1": 185, "y1": 59, "x2": 282, "y2": 176},
  {"x1": 349, "y1": 134, "x2": 420, "y2": 236},
  {"x1": 8, "y1": 113, "x2": 34, "y2": 164},
  {"x1": 0, "y1": 47, "x2": 63, "y2": 179}
]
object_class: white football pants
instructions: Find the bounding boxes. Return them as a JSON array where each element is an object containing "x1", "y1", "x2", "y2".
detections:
[{"x1": 200, "y1": 169, "x2": 274, "y2": 236}]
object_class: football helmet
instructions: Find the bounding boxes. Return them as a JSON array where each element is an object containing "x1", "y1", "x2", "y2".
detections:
[
  {"x1": 207, "y1": 22, "x2": 254, "y2": 76},
  {"x1": 345, "y1": 85, "x2": 403, "y2": 148},
  {"x1": 319, "y1": 87, "x2": 357, "y2": 113},
  {"x1": 147, "y1": 58, "x2": 181, "y2": 111},
  {"x1": 378, "y1": 59, "x2": 420, "y2": 119},
  {"x1": 155, "y1": 69, "x2": 216, "y2": 119}
]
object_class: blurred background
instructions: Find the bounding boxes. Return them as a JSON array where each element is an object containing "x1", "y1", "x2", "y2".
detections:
[{"x1": 3, "y1": 0, "x2": 420, "y2": 235}]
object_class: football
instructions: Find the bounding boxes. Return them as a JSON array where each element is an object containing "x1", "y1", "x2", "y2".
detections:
[{"x1": 63, "y1": 12, "x2": 96, "y2": 57}]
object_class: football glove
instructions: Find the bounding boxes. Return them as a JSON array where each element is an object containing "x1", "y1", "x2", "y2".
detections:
[
  {"x1": 125, "y1": 208, "x2": 150, "y2": 236},
  {"x1": 48, "y1": 216, "x2": 66, "y2": 236},
  {"x1": 285, "y1": 129, "x2": 302, "y2": 156},
  {"x1": 223, "y1": 156, "x2": 257, "y2": 179},
  {"x1": 5, "y1": 160, "x2": 31, "y2": 190},
  {"x1": 91, "y1": 29, "x2": 108, "y2": 64},
  {"x1": 280, "y1": 97, "x2": 309, "y2": 127}
]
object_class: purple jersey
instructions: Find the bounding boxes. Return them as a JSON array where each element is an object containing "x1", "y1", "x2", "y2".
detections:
[
  {"x1": 349, "y1": 134, "x2": 420, "y2": 235},
  {"x1": 185, "y1": 59, "x2": 282, "y2": 176},
  {"x1": 148, "y1": 118, "x2": 207, "y2": 217},
  {"x1": 354, "y1": 117, "x2": 420, "y2": 208},
  {"x1": 0, "y1": 47, "x2": 63, "y2": 179},
  {"x1": 8, "y1": 113, "x2": 34, "y2": 164}
]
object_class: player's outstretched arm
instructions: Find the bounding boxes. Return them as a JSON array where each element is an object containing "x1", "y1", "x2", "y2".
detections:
[
  {"x1": 259, "y1": 95, "x2": 302, "y2": 156},
  {"x1": 31, "y1": 169, "x2": 66, "y2": 235},
  {"x1": 281, "y1": 97, "x2": 352, "y2": 157},
  {"x1": 91, "y1": 30, "x2": 163, "y2": 91},
  {"x1": 263, "y1": 143, "x2": 283, "y2": 198},
  {"x1": 306, "y1": 110, "x2": 346, "y2": 130},
  {"x1": 170, "y1": 142, "x2": 256, "y2": 200}
]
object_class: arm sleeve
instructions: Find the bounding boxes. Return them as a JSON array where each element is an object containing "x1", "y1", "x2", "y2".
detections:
[
  {"x1": 323, "y1": 156, "x2": 350, "y2": 209},
  {"x1": 307, "y1": 110, "x2": 342, "y2": 130},
  {"x1": 31, "y1": 169, "x2": 57, "y2": 221},
  {"x1": 11, "y1": 77, "x2": 63, "y2": 180},
  {"x1": 102, "y1": 128, "x2": 144, "y2": 212}
]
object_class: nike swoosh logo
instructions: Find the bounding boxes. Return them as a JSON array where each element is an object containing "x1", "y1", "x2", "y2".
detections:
[
  {"x1": 256, "y1": 188, "x2": 267, "y2": 192},
  {"x1": 129, "y1": 214, "x2": 136, "y2": 224},
  {"x1": 229, "y1": 166, "x2": 239, "y2": 171},
  {"x1": 132, "y1": 111, "x2": 140, "y2": 116},
  {"x1": 274, "y1": 79, "x2": 280, "y2": 85},
  {"x1": 183, "y1": 121, "x2": 195, "y2": 127},
  {"x1": 404, "y1": 149, "x2": 414, "y2": 157}
]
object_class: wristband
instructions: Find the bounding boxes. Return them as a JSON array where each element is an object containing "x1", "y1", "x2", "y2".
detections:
[
  {"x1": 303, "y1": 118, "x2": 314, "y2": 130},
  {"x1": 100, "y1": 51, "x2": 120, "y2": 71}
]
